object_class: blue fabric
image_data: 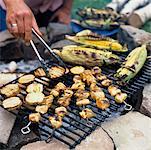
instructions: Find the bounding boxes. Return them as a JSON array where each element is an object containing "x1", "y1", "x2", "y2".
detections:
[{"x1": 0, "y1": 6, "x2": 7, "y2": 31}]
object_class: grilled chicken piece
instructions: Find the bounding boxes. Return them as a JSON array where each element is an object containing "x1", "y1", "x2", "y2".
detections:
[
  {"x1": 101, "y1": 79, "x2": 112, "y2": 87},
  {"x1": 0, "y1": 84, "x2": 20, "y2": 97},
  {"x1": 29, "y1": 113, "x2": 41, "y2": 123},
  {"x1": 108, "y1": 85, "x2": 121, "y2": 97},
  {"x1": 96, "y1": 98, "x2": 110, "y2": 110},
  {"x1": 34, "y1": 68, "x2": 46, "y2": 77},
  {"x1": 42, "y1": 95, "x2": 54, "y2": 107},
  {"x1": 76, "y1": 99, "x2": 90, "y2": 106},
  {"x1": 90, "y1": 89, "x2": 105, "y2": 101},
  {"x1": 115, "y1": 93, "x2": 127, "y2": 103},
  {"x1": 90, "y1": 83, "x2": 100, "y2": 91},
  {"x1": 49, "y1": 66, "x2": 65, "y2": 78},
  {"x1": 26, "y1": 83, "x2": 43, "y2": 93},
  {"x1": 91, "y1": 66, "x2": 102, "y2": 75},
  {"x1": 35, "y1": 105, "x2": 49, "y2": 114},
  {"x1": 55, "y1": 106, "x2": 67, "y2": 117},
  {"x1": 49, "y1": 115, "x2": 62, "y2": 128},
  {"x1": 18, "y1": 74, "x2": 35, "y2": 84},
  {"x1": 70, "y1": 66, "x2": 85, "y2": 74},
  {"x1": 71, "y1": 81, "x2": 85, "y2": 90},
  {"x1": 96, "y1": 74, "x2": 107, "y2": 81},
  {"x1": 79, "y1": 108, "x2": 95, "y2": 119},
  {"x1": 25, "y1": 92, "x2": 44, "y2": 105},
  {"x1": 74, "y1": 90, "x2": 90, "y2": 99},
  {"x1": 2, "y1": 97, "x2": 22, "y2": 110},
  {"x1": 57, "y1": 96, "x2": 71, "y2": 107},
  {"x1": 64, "y1": 88, "x2": 73, "y2": 98},
  {"x1": 73, "y1": 75, "x2": 82, "y2": 82},
  {"x1": 50, "y1": 89, "x2": 60, "y2": 97}
]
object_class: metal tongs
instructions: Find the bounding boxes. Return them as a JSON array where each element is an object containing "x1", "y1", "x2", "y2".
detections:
[{"x1": 30, "y1": 28, "x2": 67, "y2": 74}]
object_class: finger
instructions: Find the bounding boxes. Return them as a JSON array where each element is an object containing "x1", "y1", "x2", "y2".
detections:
[
  {"x1": 16, "y1": 12, "x2": 24, "y2": 38},
  {"x1": 24, "y1": 11, "x2": 32, "y2": 43},
  {"x1": 32, "y1": 17, "x2": 42, "y2": 36}
]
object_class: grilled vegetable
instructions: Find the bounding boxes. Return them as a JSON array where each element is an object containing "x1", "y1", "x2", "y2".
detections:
[
  {"x1": 26, "y1": 83, "x2": 43, "y2": 93},
  {"x1": 29, "y1": 113, "x2": 41, "y2": 123},
  {"x1": 108, "y1": 85, "x2": 121, "y2": 96},
  {"x1": 49, "y1": 66, "x2": 65, "y2": 79},
  {"x1": 2, "y1": 97, "x2": 22, "y2": 110},
  {"x1": 76, "y1": 99, "x2": 90, "y2": 106},
  {"x1": 101, "y1": 79, "x2": 112, "y2": 87},
  {"x1": 18, "y1": 74, "x2": 35, "y2": 84},
  {"x1": 0, "y1": 84, "x2": 20, "y2": 97},
  {"x1": 34, "y1": 68, "x2": 46, "y2": 77},
  {"x1": 55, "y1": 45, "x2": 120, "y2": 67},
  {"x1": 96, "y1": 98, "x2": 110, "y2": 110},
  {"x1": 25, "y1": 92, "x2": 44, "y2": 105},
  {"x1": 35, "y1": 105, "x2": 49, "y2": 114},
  {"x1": 79, "y1": 108, "x2": 95, "y2": 119},
  {"x1": 65, "y1": 30, "x2": 127, "y2": 52},
  {"x1": 115, "y1": 93, "x2": 127, "y2": 103},
  {"x1": 70, "y1": 66, "x2": 85, "y2": 74},
  {"x1": 55, "y1": 106, "x2": 67, "y2": 117},
  {"x1": 49, "y1": 115, "x2": 62, "y2": 129},
  {"x1": 114, "y1": 45, "x2": 147, "y2": 83}
]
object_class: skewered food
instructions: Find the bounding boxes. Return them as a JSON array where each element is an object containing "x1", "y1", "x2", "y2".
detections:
[
  {"x1": 2, "y1": 97, "x2": 22, "y2": 110},
  {"x1": 57, "y1": 97, "x2": 71, "y2": 107},
  {"x1": 26, "y1": 83, "x2": 43, "y2": 93},
  {"x1": 0, "y1": 84, "x2": 20, "y2": 97},
  {"x1": 49, "y1": 66, "x2": 65, "y2": 78},
  {"x1": 29, "y1": 113, "x2": 41, "y2": 123},
  {"x1": 35, "y1": 105, "x2": 49, "y2": 114},
  {"x1": 42, "y1": 95, "x2": 54, "y2": 107},
  {"x1": 34, "y1": 68, "x2": 46, "y2": 77},
  {"x1": 91, "y1": 66, "x2": 102, "y2": 75},
  {"x1": 101, "y1": 79, "x2": 112, "y2": 87},
  {"x1": 74, "y1": 90, "x2": 90, "y2": 99},
  {"x1": 70, "y1": 66, "x2": 85, "y2": 74},
  {"x1": 79, "y1": 108, "x2": 95, "y2": 119},
  {"x1": 65, "y1": 30, "x2": 127, "y2": 52},
  {"x1": 55, "y1": 106, "x2": 67, "y2": 117},
  {"x1": 115, "y1": 93, "x2": 127, "y2": 103},
  {"x1": 71, "y1": 81, "x2": 85, "y2": 90},
  {"x1": 49, "y1": 115, "x2": 62, "y2": 128},
  {"x1": 25, "y1": 92, "x2": 44, "y2": 105},
  {"x1": 18, "y1": 74, "x2": 35, "y2": 84},
  {"x1": 90, "y1": 90, "x2": 105, "y2": 101},
  {"x1": 115, "y1": 45, "x2": 147, "y2": 83},
  {"x1": 108, "y1": 85, "x2": 121, "y2": 96},
  {"x1": 73, "y1": 75, "x2": 82, "y2": 82},
  {"x1": 96, "y1": 74, "x2": 107, "y2": 81},
  {"x1": 76, "y1": 99, "x2": 90, "y2": 106},
  {"x1": 54, "y1": 45, "x2": 120, "y2": 67},
  {"x1": 96, "y1": 98, "x2": 110, "y2": 110}
]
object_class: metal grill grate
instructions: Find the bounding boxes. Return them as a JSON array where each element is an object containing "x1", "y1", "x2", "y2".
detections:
[{"x1": 0, "y1": 56, "x2": 151, "y2": 149}]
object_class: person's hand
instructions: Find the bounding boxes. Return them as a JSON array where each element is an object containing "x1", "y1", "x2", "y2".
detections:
[
  {"x1": 50, "y1": 7, "x2": 71, "y2": 24},
  {"x1": 4, "y1": 0, "x2": 41, "y2": 43}
]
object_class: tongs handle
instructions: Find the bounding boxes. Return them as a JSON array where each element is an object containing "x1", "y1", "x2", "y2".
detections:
[{"x1": 32, "y1": 28, "x2": 66, "y2": 68}]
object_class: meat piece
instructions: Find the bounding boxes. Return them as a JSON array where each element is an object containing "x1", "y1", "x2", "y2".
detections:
[
  {"x1": 57, "y1": 97, "x2": 71, "y2": 107},
  {"x1": 64, "y1": 88, "x2": 73, "y2": 98},
  {"x1": 42, "y1": 95, "x2": 54, "y2": 107},
  {"x1": 70, "y1": 66, "x2": 85, "y2": 74},
  {"x1": 90, "y1": 90, "x2": 105, "y2": 101},
  {"x1": 26, "y1": 83, "x2": 43, "y2": 93},
  {"x1": 73, "y1": 75, "x2": 82, "y2": 83},
  {"x1": 108, "y1": 85, "x2": 121, "y2": 96},
  {"x1": 50, "y1": 89, "x2": 60, "y2": 97},
  {"x1": 49, "y1": 66, "x2": 65, "y2": 78},
  {"x1": 115, "y1": 93, "x2": 127, "y2": 103},
  {"x1": 55, "y1": 106, "x2": 67, "y2": 117},
  {"x1": 35, "y1": 105, "x2": 49, "y2": 114},
  {"x1": 49, "y1": 115, "x2": 62, "y2": 129},
  {"x1": 18, "y1": 74, "x2": 35, "y2": 84},
  {"x1": 96, "y1": 74, "x2": 107, "y2": 81},
  {"x1": 79, "y1": 108, "x2": 95, "y2": 119},
  {"x1": 76, "y1": 99, "x2": 90, "y2": 106},
  {"x1": 71, "y1": 81, "x2": 85, "y2": 90},
  {"x1": 29, "y1": 113, "x2": 41, "y2": 123},
  {"x1": 34, "y1": 68, "x2": 46, "y2": 77},
  {"x1": 90, "y1": 83, "x2": 100, "y2": 91},
  {"x1": 91, "y1": 66, "x2": 102, "y2": 75},
  {"x1": 96, "y1": 98, "x2": 110, "y2": 110},
  {"x1": 74, "y1": 90, "x2": 90, "y2": 99},
  {"x1": 2, "y1": 97, "x2": 22, "y2": 110},
  {"x1": 25, "y1": 92, "x2": 44, "y2": 105},
  {"x1": 101, "y1": 79, "x2": 112, "y2": 87},
  {"x1": 0, "y1": 84, "x2": 20, "y2": 97}
]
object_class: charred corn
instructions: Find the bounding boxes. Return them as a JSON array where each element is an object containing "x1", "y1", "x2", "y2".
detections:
[
  {"x1": 54, "y1": 45, "x2": 120, "y2": 67},
  {"x1": 65, "y1": 30, "x2": 127, "y2": 52},
  {"x1": 114, "y1": 45, "x2": 147, "y2": 82}
]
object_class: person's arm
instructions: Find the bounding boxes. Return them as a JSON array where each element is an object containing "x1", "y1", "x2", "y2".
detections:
[
  {"x1": 3, "y1": 0, "x2": 41, "y2": 42},
  {"x1": 50, "y1": 0, "x2": 73, "y2": 24}
]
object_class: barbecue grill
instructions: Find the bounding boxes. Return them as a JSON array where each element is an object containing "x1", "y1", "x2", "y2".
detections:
[{"x1": 0, "y1": 55, "x2": 151, "y2": 149}]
